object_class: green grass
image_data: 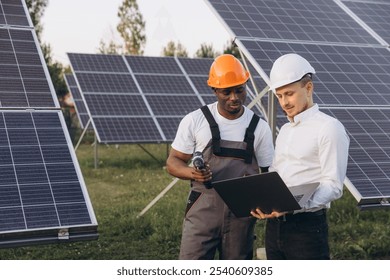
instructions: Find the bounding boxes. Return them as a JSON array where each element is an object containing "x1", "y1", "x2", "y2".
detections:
[{"x1": 0, "y1": 143, "x2": 389, "y2": 259}]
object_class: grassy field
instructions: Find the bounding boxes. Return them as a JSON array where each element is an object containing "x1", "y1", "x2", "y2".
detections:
[{"x1": 0, "y1": 142, "x2": 389, "y2": 260}]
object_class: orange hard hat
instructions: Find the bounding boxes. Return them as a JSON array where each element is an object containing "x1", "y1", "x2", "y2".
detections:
[{"x1": 207, "y1": 54, "x2": 250, "y2": 88}]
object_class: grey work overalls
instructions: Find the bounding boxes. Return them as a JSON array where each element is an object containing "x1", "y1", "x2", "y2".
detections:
[{"x1": 179, "y1": 106, "x2": 260, "y2": 260}]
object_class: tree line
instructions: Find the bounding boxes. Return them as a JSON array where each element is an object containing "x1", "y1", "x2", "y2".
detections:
[{"x1": 27, "y1": 0, "x2": 240, "y2": 107}]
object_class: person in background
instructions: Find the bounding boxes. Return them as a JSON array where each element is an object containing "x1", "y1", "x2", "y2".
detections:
[
  {"x1": 166, "y1": 54, "x2": 274, "y2": 260},
  {"x1": 251, "y1": 53, "x2": 349, "y2": 260}
]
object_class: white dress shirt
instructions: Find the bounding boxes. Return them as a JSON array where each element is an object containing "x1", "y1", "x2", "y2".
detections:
[{"x1": 270, "y1": 104, "x2": 350, "y2": 211}]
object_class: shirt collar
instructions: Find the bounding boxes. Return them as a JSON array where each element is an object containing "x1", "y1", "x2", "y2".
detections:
[{"x1": 288, "y1": 104, "x2": 319, "y2": 126}]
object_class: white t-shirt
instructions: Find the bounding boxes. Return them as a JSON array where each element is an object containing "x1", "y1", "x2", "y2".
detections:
[{"x1": 171, "y1": 102, "x2": 274, "y2": 168}]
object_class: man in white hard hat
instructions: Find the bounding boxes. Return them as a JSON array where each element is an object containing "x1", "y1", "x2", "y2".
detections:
[{"x1": 251, "y1": 53, "x2": 349, "y2": 259}]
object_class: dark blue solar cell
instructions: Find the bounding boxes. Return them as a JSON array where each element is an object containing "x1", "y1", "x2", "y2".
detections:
[
  {"x1": 189, "y1": 76, "x2": 211, "y2": 94},
  {"x1": 46, "y1": 163, "x2": 79, "y2": 183},
  {"x1": 19, "y1": 183, "x2": 54, "y2": 206},
  {"x1": 375, "y1": 179, "x2": 390, "y2": 196},
  {"x1": 157, "y1": 117, "x2": 183, "y2": 142},
  {"x1": 0, "y1": 78, "x2": 24, "y2": 93},
  {"x1": 0, "y1": 207, "x2": 25, "y2": 231},
  {"x1": 36, "y1": 129, "x2": 67, "y2": 145},
  {"x1": 84, "y1": 94, "x2": 149, "y2": 116},
  {"x1": 11, "y1": 145, "x2": 43, "y2": 164},
  {"x1": 51, "y1": 182, "x2": 85, "y2": 203},
  {"x1": 0, "y1": 14, "x2": 5, "y2": 25},
  {"x1": 57, "y1": 203, "x2": 92, "y2": 226},
  {"x1": 136, "y1": 75, "x2": 193, "y2": 94},
  {"x1": 24, "y1": 205, "x2": 59, "y2": 229},
  {"x1": 0, "y1": 165, "x2": 17, "y2": 185},
  {"x1": 33, "y1": 112, "x2": 62, "y2": 128},
  {"x1": 0, "y1": 64, "x2": 19, "y2": 78},
  {"x1": 146, "y1": 95, "x2": 203, "y2": 115},
  {"x1": 4, "y1": 112, "x2": 33, "y2": 128},
  {"x1": 93, "y1": 117, "x2": 163, "y2": 143},
  {"x1": 178, "y1": 57, "x2": 214, "y2": 75},
  {"x1": 40, "y1": 145, "x2": 73, "y2": 163},
  {"x1": 68, "y1": 53, "x2": 128, "y2": 73},
  {"x1": 0, "y1": 113, "x2": 4, "y2": 128},
  {"x1": 76, "y1": 72, "x2": 138, "y2": 93},
  {"x1": 0, "y1": 146, "x2": 11, "y2": 164},
  {"x1": 15, "y1": 164, "x2": 48, "y2": 185},
  {"x1": 0, "y1": 184, "x2": 21, "y2": 207},
  {"x1": 126, "y1": 55, "x2": 182, "y2": 74},
  {"x1": 7, "y1": 129, "x2": 38, "y2": 145}
]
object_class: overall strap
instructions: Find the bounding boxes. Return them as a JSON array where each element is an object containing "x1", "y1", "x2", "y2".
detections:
[
  {"x1": 200, "y1": 105, "x2": 259, "y2": 163},
  {"x1": 243, "y1": 113, "x2": 260, "y2": 163},
  {"x1": 201, "y1": 105, "x2": 221, "y2": 153}
]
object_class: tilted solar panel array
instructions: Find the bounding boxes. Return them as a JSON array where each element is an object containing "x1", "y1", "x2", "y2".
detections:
[
  {"x1": 0, "y1": 0, "x2": 97, "y2": 247},
  {"x1": 342, "y1": 0, "x2": 390, "y2": 44},
  {"x1": 322, "y1": 107, "x2": 390, "y2": 207},
  {"x1": 68, "y1": 53, "x2": 265, "y2": 144},
  {"x1": 205, "y1": 0, "x2": 390, "y2": 208}
]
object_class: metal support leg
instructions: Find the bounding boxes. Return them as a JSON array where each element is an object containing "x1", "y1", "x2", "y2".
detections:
[{"x1": 74, "y1": 118, "x2": 92, "y2": 151}]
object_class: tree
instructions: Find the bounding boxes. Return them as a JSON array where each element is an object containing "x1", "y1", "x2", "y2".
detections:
[
  {"x1": 26, "y1": 0, "x2": 67, "y2": 100},
  {"x1": 98, "y1": 39, "x2": 122, "y2": 55},
  {"x1": 223, "y1": 40, "x2": 241, "y2": 58},
  {"x1": 117, "y1": 0, "x2": 146, "y2": 55},
  {"x1": 26, "y1": 0, "x2": 51, "y2": 61},
  {"x1": 25, "y1": 0, "x2": 48, "y2": 43},
  {"x1": 162, "y1": 41, "x2": 188, "y2": 57},
  {"x1": 26, "y1": 0, "x2": 70, "y2": 131},
  {"x1": 98, "y1": 27, "x2": 122, "y2": 55},
  {"x1": 195, "y1": 43, "x2": 219, "y2": 58}
]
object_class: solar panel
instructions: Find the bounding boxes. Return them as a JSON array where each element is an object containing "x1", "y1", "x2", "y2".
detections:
[
  {"x1": 322, "y1": 107, "x2": 390, "y2": 207},
  {"x1": 68, "y1": 53, "x2": 267, "y2": 144},
  {"x1": 0, "y1": 28, "x2": 57, "y2": 108},
  {"x1": 64, "y1": 73, "x2": 90, "y2": 129},
  {"x1": 0, "y1": 0, "x2": 31, "y2": 27},
  {"x1": 206, "y1": 0, "x2": 380, "y2": 45},
  {"x1": 125, "y1": 55, "x2": 183, "y2": 74},
  {"x1": 342, "y1": 0, "x2": 390, "y2": 45},
  {"x1": 0, "y1": 0, "x2": 97, "y2": 247},
  {"x1": 205, "y1": 0, "x2": 390, "y2": 208},
  {"x1": 0, "y1": 110, "x2": 97, "y2": 246},
  {"x1": 237, "y1": 39, "x2": 390, "y2": 106}
]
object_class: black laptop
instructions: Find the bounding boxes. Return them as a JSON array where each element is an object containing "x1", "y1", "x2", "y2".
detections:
[{"x1": 211, "y1": 172, "x2": 319, "y2": 217}]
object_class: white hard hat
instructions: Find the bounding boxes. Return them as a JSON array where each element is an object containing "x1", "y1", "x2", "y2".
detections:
[{"x1": 269, "y1": 53, "x2": 315, "y2": 92}]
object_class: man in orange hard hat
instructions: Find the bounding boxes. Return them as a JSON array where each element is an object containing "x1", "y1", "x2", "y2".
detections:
[{"x1": 166, "y1": 54, "x2": 274, "y2": 259}]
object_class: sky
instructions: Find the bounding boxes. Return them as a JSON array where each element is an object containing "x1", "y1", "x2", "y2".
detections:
[{"x1": 41, "y1": 0, "x2": 231, "y2": 65}]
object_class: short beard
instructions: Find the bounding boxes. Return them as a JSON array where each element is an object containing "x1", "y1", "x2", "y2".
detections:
[{"x1": 228, "y1": 106, "x2": 243, "y2": 116}]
